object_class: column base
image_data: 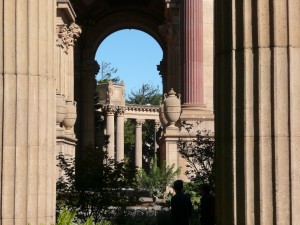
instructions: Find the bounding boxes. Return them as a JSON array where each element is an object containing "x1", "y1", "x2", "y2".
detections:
[{"x1": 180, "y1": 104, "x2": 214, "y2": 121}]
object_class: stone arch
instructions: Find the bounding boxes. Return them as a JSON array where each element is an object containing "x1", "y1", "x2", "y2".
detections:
[{"x1": 73, "y1": 2, "x2": 167, "y2": 157}]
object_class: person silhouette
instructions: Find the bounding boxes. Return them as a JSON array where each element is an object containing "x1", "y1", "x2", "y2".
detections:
[
  {"x1": 199, "y1": 184, "x2": 215, "y2": 225},
  {"x1": 171, "y1": 180, "x2": 193, "y2": 225}
]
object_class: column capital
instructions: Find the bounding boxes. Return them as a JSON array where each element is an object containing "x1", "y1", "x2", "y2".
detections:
[
  {"x1": 56, "y1": 22, "x2": 82, "y2": 54},
  {"x1": 104, "y1": 105, "x2": 115, "y2": 116},
  {"x1": 135, "y1": 119, "x2": 145, "y2": 127},
  {"x1": 116, "y1": 106, "x2": 125, "y2": 116}
]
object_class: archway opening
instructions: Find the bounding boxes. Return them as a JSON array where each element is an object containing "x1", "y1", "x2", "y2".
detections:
[
  {"x1": 95, "y1": 29, "x2": 163, "y2": 97},
  {"x1": 94, "y1": 29, "x2": 164, "y2": 171}
]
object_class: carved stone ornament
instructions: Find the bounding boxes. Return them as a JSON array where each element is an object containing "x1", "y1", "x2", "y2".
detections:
[
  {"x1": 105, "y1": 105, "x2": 115, "y2": 116},
  {"x1": 56, "y1": 22, "x2": 82, "y2": 54},
  {"x1": 136, "y1": 119, "x2": 145, "y2": 127},
  {"x1": 116, "y1": 106, "x2": 125, "y2": 116}
]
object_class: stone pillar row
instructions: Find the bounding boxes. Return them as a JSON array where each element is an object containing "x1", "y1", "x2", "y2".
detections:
[
  {"x1": 104, "y1": 105, "x2": 150, "y2": 168},
  {"x1": 0, "y1": 0, "x2": 56, "y2": 224},
  {"x1": 215, "y1": 1, "x2": 300, "y2": 225}
]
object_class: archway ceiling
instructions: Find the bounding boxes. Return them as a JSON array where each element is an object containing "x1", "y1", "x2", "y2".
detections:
[{"x1": 70, "y1": 0, "x2": 165, "y2": 26}]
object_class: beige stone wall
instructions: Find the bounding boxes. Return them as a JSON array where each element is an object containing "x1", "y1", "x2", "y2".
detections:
[{"x1": 0, "y1": 0, "x2": 56, "y2": 224}]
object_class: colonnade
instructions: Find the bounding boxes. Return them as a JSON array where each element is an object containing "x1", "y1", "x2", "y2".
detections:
[{"x1": 103, "y1": 105, "x2": 160, "y2": 168}]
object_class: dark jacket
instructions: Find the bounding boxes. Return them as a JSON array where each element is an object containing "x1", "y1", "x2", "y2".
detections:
[
  {"x1": 200, "y1": 194, "x2": 215, "y2": 225},
  {"x1": 171, "y1": 192, "x2": 193, "y2": 225}
]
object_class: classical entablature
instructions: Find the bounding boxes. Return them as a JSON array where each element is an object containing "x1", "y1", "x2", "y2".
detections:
[{"x1": 124, "y1": 105, "x2": 159, "y2": 121}]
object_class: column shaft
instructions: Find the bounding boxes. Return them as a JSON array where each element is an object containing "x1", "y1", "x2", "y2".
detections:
[
  {"x1": 116, "y1": 108, "x2": 125, "y2": 162},
  {"x1": 80, "y1": 60, "x2": 99, "y2": 147},
  {"x1": 0, "y1": 0, "x2": 56, "y2": 224},
  {"x1": 106, "y1": 106, "x2": 115, "y2": 159},
  {"x1": 215, "y1": 1, "x2": 299, "y2": 224},
  {"x1": 135, "y1": 120, "x2": 144, "y2": 168},
  {"x1": 182, "y1": 0, "x2": 204, "y2": 105}
]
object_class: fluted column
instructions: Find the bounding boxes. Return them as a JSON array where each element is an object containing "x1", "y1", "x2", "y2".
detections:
[
  {"x1": 0, "y1": 0, "x2": 56, "y2": 224},
  {"x1": 135, "y1": 119, "x2": 144, "y2": 168},
  {"x1": 106, "y1": 106, "x2": 115, "y2": 159},
  {"x1": 81, "y1": 59, "x2": 99, "y2": 147},
  {"x1": 215, "y1": 1, "x2": 300, "y2": 224},
  {"x1": 116, "y1": 107, "x2": 125, "y2": 162},
  {"x1": 182, "y1": 0, "x2": 204, "y2": 106}
]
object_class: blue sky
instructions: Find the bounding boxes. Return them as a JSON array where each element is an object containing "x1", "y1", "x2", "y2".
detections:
[{"x1": 95, "y1": 29, "x2": 163, "y2": 97}]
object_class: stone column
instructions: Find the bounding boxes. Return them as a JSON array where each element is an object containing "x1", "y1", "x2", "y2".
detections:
[
  {"x1": 180, "y1": 0, "x2": 213, "y2": 120},
  {"x1": 116, "y1": 106, "x2": 125, "y2": 162},
  {"x1": 135, "y1": 119, "x2": 144, "y2": 168},
  {"x1": 182, "y1": 0, "x2": 204, "y2": 106},
  {"x1": 81, "y1": 59, "x2": 99, "y2": 147},
  {"x1": 215, "y1": 1, "x2": 300, "y2": 225},
  {"x1": 106, "y1": 106, "x2": 115, "y2": 159},
  {"x1": 0, "y1": 0, "x2": 56, "y2": 224}
]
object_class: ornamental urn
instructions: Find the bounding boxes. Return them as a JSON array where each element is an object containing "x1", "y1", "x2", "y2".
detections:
[
  {"x1": 62, "y1": 100, "x2": 77, "y2": 131},
  {"x1": 163, "y1": 88, "x2": 181, "y2": 127},
  {"x1": 56, "y1": 91, "x2": 66, "y2": 128},
  {"x1": 159, "y1": 103, "x2": 168, "y2": 127}
]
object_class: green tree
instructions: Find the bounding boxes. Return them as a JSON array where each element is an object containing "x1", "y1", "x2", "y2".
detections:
[
  {"x1": 126, "y1": 83, "x2": 161, "y2": 105},
  {"x1": 177, "y1": 121, "x2": 215, "y2": 193},
  {"x1": 136, "y1": 157, "x2": 180, "y2": 196},
  {"x1": 97, "y1": 61, "x2": 120, "y2": 84},
  {"x1": 56, "y1": 146, "x2": 138, "y2": 223}
]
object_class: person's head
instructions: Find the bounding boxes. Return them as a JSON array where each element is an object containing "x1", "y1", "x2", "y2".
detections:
[{"x1": 173, "y1": 180, "x2": 184, "y2": 193}]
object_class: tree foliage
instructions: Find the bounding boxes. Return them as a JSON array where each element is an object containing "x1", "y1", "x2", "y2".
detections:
[
  {"x1": 136, "y1": 157, "x2": 180, "y2": 196},
  {"x1": 97, "y1": 61, "x2": 120, "y2": 84},
  {"x1": 56, "y1": 146, "x2": 138, "y2": 223},
  {"x1": 177, "y1": 122, "x2": 215, "y2": 193},
  {"x1": 126, "y1": 83, "x2": 161, "y2": 105}
]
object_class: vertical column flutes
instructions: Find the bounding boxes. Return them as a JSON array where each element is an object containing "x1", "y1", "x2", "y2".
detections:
[
  {"x1": 0, "y1": 0, "x2": 56, "y2": 224},
  {"x1": 214, "y1": 0, "x2": 299, "y2": 224},
  {"x1": 182, "y1": 0, "x2": 204, "y2": 105}
]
